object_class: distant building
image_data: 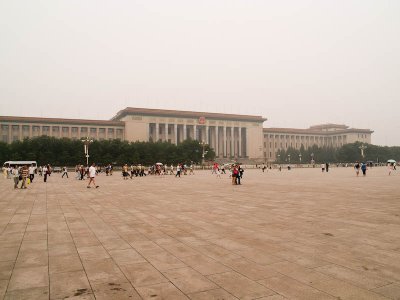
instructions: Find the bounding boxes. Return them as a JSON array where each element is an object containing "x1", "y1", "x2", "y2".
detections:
[
  {"x1": 0, "y1": 109, "x2": 373, "y2": 162},
  {"x1": 0, "y1": 107, "x2": 266, "y2": 160},
  {"x1": 263, "y1": 124, "x2": 373, "y2": 162}
]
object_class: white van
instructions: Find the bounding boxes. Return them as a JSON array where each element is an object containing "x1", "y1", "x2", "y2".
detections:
[{"x1": 3, "y1": 161, "x2": 38, "y2": 168}]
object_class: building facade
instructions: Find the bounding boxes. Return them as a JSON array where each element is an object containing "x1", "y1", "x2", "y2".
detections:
[
  {"x1": 0, "y1": 108, "x2": 266, "y2": 160},
  {"x1": 263, "y1": 124, "x2": 373, "y2": 162},
  {"x1": 0, "y1": 116, "x2": 125, "y2": 143},
  {"x1": 0, "y1": 109, "x2": 373, "y2": 161}
]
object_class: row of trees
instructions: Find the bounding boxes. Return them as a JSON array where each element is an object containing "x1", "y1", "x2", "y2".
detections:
[
  {"x1": 275, "y1": 142, "x2": 400, "y2": 164},
  {"x1": 0, "y1": 136, "x2": 215, "y2": 166},
  {"x1": 1, "y1": 136, "x2": 399, "y2": 166}
]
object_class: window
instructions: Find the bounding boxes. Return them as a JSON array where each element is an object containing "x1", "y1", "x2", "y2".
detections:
[
  {"x1": 52, "y1": 126, "x2": 59, "y2": 132},
  {"x1": 12, "y1": 125, "x2": 19, "y2": 131},
  {"x1": 90, "y1": 128, "x2": 97, "y2": 133},
  {"x1": 1, "y1": 125, "x2": 8, "y2": 131},
  {"x1": 270, "y1": 152, "x2": 272, "y2": 158},
  {"x1": 71, "y1": 127, "x2": 78, "y2": 133},
  {"x1": 23, "y1": 125, "x2": 30, "y2": 131},
  {"x1": 33, "y1": 126, "x2": 40, "y2": 132},
  {"x1": 80, "y1": 127, "x2": 87, "y2": 133},
  {"x1": 263, "y1": 142, "x2": 266, "y2": 148},
  {"x1": 99, "y1": 128, "x2": 105, "y2": 134}
]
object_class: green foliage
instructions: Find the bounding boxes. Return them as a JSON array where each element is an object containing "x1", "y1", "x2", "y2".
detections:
[
  {"x1": 276, "y1": 142, "x2": 400, "y2": 163},
  {"x1": 1, "y1": 136, "x2": 216, "y2": 166}
]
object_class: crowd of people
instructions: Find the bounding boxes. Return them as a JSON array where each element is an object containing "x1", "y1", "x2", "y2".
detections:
[{"x1": 2, "y1": 159, "x2": 398, "y2": 190}]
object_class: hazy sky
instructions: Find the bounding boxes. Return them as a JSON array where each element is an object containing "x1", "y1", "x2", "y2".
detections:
[{"x1": 1, "y1": 1, "x2": 399, "y2": 145}]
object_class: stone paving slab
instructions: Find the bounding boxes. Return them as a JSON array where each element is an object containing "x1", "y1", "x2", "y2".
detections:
[{"x1": 0, "y1": 167, "x2": 400, "y2": 299}]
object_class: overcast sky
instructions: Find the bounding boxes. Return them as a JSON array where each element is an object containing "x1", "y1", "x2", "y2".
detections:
[{"x1": 0, "y1": 1, "x2": 399, "y2": 145}]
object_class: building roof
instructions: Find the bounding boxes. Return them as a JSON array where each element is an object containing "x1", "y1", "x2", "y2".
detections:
[
  {"x1": 309, "y1": 123, "x2": 349, "y2": 130},
  {"x1": 263, "y1": 126, "x2": 373, "y2": 135},
  {"x1": 0, "y1": 116, "x2": 125, "y2": 127},
  {"x1": 111, "y1": 107, "x2": 267, "y2": 122}
]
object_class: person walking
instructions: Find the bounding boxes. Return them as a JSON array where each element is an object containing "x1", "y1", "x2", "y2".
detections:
[
  {"x1": 361, "y1": 162, "x2": 367, "y2": 176},
  {"x1": 28, "y1": 164, "x2": 36, "y2": 183},
  {"x1": 87, "y1": 163, "x2": 99, "y2": 188},
  {"x1": 175, "y1": 164, "x2": 181, "y2": 178},
  {"x1": 62, "y1": 166, "x2": 68, "y2": 178},
  {"x1": 388, "y1": 163, "x2": 394, "y2": 175},
  {"x1": 20, "y1": 165, "x2": 29, "y2": 189},
  {"x1": 354, "y1": 161, "x2": 360, "y2": 176},
  {"x1": 43, "y1": 165, "x2": 48, "y2": 182},
  {"x1": 12, "y1": 166, "x2": 19, "y2": 189},
  {"x1": 122, "y1": 164, "x2": 129, "y2": 180}
]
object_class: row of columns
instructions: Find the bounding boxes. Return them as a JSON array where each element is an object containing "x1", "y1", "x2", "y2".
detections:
[{"x1": 151, "y1": 123, "x2": 246, "y2": 158}]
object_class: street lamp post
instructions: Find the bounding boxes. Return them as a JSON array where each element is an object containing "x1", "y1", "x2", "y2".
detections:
[
  {"x1": 299, "y1": 153, "x2": 302, "y2": 163},
  {"x1": 81, "y1": 137, "x2": 93, "y2": 166},
  {"x1": 359, "y1": 144, "x2": 367, "y2": 159},
  {"x1": 288, "y1": 154, "x2": 291, "y2": 163},
  {"x1": 200, "y1": 141, "x2": 208, "y2": 167}
]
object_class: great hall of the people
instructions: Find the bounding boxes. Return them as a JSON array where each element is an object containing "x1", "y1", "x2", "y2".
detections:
[{"x1": 0, "y1": 107, "x2": 373, "y2": 162}]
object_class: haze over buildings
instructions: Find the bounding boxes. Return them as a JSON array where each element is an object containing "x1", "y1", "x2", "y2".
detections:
[{"x1": 0, "y1": 1, "x2": 399, "y2": 146}]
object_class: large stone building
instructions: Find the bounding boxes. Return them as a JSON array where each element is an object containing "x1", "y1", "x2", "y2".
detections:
[
  {"x1": 0, "y1": 108, "x2": 266, "y2": 160},
  {"x1": 263, "y1": 124, "x2": 373, "y2": 162},
  {"x1": 0, "y1": 108, "x2": 373, "y2": 161}
]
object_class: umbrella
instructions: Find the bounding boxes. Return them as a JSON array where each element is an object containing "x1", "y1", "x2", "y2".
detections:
[
  {"x1": 387, "y1": 159, "x2": 396, "y2": 163},
  {"x1": 155, "y1": 162, "x2": 163, "y2": 165}
]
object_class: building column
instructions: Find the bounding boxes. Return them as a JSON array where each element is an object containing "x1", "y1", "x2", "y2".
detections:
[
  {"x1": 165, "y1": 123, "x2": 168, "y2": 142},
  {"x1": 8, "y1": 125, "x2": 11, "y2": 143},
  {"x1": 194, "y1": 125, "x2": 197, "y2": 140},
  {"x1": 174, "y1": 124, "x2": 178, "y2": 145},
  {"x1": 205, "y1": 126, "x2": 209, "y2": 144},
  {"x1": 223, "y1": 126, "x2": 227, "y2": 157},
  {"x1": 215, "y1": 126, "x2": 219, "y2": 157},
  {"x1": 231, "y1": 127, "x2": 234, "y2": 157},
  {"x1": 29, "y1": 125, "x2": 32, "y2": 138},
  {"x1": 238, "y1": 127, "x2": 242, "y2": 157},
  {"x1": 155, "y1": 123, "x2": 159, "y2": 142},
  {"x1": 183, "y1": 124, "x2": 187, "y2": 141}
]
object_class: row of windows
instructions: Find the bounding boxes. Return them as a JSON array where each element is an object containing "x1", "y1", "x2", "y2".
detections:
[
  {"x1": 263, "y1": 134, "x2": 348, "y2": 140},
  {"x1": 1, "y1": 125, "x2": 123, "y2": 135}
]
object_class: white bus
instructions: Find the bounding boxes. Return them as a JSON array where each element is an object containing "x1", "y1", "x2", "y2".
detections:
[{"x1": 3, "y1": 161, "x2": 38, "y2": 168}]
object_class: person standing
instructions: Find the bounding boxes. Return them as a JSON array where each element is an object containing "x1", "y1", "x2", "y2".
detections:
[
  {"x1": 321, "y1": 163, "x2": 325, "y2": 172},
  {"x1": 87, "y1": 163, "x2": 99, "y2": 188},
  {"x1": 28, "y1": 164, "x2": 36, "y2": 183},
  {"x1": 62, "y1": 166, "x2": 68, "y2": 178},
  {"x1": 325, "y1": 162, "x2": 329, "y2": 172}
]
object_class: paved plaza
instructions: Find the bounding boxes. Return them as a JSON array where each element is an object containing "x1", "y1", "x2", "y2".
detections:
[{"x1": 0, "y1": 167, "x2": 399, "y2": 299}]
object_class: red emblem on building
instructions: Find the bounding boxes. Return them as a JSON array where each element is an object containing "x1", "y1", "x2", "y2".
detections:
[{"x1": 198, "y1": 116, "x2": 206, "y2": 124}]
